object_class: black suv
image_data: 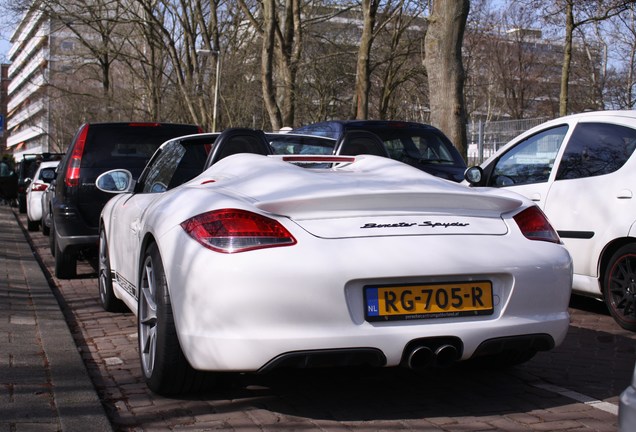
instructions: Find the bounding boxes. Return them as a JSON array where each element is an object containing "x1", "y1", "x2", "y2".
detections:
[
  {"x1": 16, "y1": 153, "x2": 64, "y2": 212},
  {"x1": 51, "y1": 122, "x2": 201, "y2": 278},
  {"x1": 0, "y1": 157, "x2": 17, "y2": 205},
  {"x1": 292, "y1": 120, "x2": 467, "y2": 182}
]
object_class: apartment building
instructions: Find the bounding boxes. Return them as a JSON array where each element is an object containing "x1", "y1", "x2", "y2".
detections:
[
  {"x1": 0, "y1": 64, "x2": 8, "y2": 153},
  {"x1": 6, "y1": 4, "x2": 53, "y2": 160}
]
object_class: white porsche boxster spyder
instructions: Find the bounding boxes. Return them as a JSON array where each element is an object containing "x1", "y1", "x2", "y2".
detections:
[{"x1": 97, "y1": 128, "x2": 572, "y2": 395}]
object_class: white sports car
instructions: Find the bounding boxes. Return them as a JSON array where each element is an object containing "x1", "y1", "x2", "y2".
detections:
[{"x1": 97, "y1": 128, "x2": 572, "y2": 396}]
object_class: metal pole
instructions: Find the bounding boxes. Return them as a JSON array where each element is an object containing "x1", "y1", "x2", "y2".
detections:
[
  {"x1": 478, "y1": 119, "x2": 484, "y2": 163},
  {"x1": 212, "y1": 53, "x2": 221, "y2": 132},
  {"x1": 196, "y1": 48, "x2": 221, "y2": 132}
]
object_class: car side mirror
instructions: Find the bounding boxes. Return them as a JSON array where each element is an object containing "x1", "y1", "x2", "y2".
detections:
[
  {"x1": 464, "y1": 166, "x2": 483, "y2": 185},
  {"x1": 96, "y1": 169, "x2": 134, "y2": 193}
]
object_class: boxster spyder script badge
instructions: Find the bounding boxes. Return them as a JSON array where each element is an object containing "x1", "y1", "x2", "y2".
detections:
[{"x1": 361, "y1": 221, "x2": 470, "y2": 229}]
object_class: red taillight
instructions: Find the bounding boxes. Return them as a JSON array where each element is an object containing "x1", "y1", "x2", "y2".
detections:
[
  {"x1": 31, "y1": 182, "x2": 48, "y2": 192},
  {"x1": 513, "y1": 206, "x2": 560, "y2": 243},
  {"x1": 181, "y1": 209, "x2": 297, "y2": 253},
  {"x1": 65, "y1": 124, "x2": 89, "y2": 187}
]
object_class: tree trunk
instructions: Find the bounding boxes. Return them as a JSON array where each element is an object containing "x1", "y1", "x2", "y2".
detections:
[
  {"x1": 261, "y1": 0, "x2": 282, "y2": 130},
  {"x1": 424, "y1": 0, "x2": 470, "y2": 159},
  {"x1": 560, "y1": 0, "x2": 574, "y2": 116},
  {"x1": 352, "y1": 0, "x2": 378, "y2": 119}
]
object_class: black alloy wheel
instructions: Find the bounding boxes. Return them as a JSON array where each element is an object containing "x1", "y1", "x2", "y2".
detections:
[{"x1": 604, "y1": 244, "x2": 636, "y2": 332}]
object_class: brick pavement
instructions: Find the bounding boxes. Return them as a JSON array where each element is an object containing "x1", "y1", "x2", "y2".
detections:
[
  {"x1": 10, "y1": 205, "x2": 636, "y2": 431},
  {"x1": 0, "y1": 205, "x2": 112, "y2": 432}
]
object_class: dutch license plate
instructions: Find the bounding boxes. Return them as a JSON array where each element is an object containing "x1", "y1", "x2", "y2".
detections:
[{"x1": 365, "y1": 281, "x2": 493, "y2": 321}]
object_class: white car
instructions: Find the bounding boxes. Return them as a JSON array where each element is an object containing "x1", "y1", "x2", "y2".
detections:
[
  {"x1": 465, "y1": 110, "x2": 636, "y2": 331},
  {"x1": 26, "y1": 160, "x2": 59, "y2": 231},
  {"x1": 96, "y1": 128, "x2": 572, "y2": 396}
]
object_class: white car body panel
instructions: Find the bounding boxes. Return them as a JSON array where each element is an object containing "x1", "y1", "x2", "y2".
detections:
[
  {"x1": 101, "y1": 152, "x2": 572, "y2": 372},
  {"x1": 475, "y1": 111, "x2": 636, "y2": 298},
  {"x1": 26, "y1": 161, "x2": 59, "y2": 223}
]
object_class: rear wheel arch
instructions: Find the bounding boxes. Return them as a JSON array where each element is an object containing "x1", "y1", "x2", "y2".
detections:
[
  {"x1": 137, "y1": 239, "x2": 213, "y2": 395},
  {"x1": 139, "y1": 233, "x2": 158, "y2": 280},
  {"x1": 599, "y1": 238, "x2": 636, "y2": 331},
  {"x1": 598, "y1": 237, "x2": 635, "y2": 289}
]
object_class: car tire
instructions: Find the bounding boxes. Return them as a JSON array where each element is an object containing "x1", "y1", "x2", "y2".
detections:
[
  {"x1": 98, "y1": 229, "x2": 127, "y2": 312},
  {"x1": 49, "y1": 220, "x2": 56, "y2": 256},
  {"x1": 54, "y1": 237, "x2": 77, "y2": 279},
  {"x1": 603, "y1": 244, "x2": 636, "y2": 332},
  {"x1": 27, "y1": 218, "x2": 39, "y2": 232},
  {"x1": 138, "y1": 242, "x2": 212, "y2": 395},
  {"x1": 41, "y1": 212, "x2": 50, "y2": 236}
]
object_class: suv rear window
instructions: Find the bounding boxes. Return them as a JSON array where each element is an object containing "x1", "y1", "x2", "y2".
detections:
[{"x1": 81, "y1": 124, "x2": 199, "y2": 170}]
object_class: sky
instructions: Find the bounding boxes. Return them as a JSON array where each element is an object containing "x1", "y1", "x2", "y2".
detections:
[
  {"x1": 1, "y1": 39, "x2": 10, "y2": 63},
  {"x1": 0, "y1": 17, "x2": 12, "y2": 63},
  {"x1": 0, "y1": 1, "x2": 17, "y2": 63}
]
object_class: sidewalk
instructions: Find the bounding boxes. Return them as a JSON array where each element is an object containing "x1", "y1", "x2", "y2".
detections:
[{"x1": 0, "y1": 205, "x2": 112, "y2": 431}]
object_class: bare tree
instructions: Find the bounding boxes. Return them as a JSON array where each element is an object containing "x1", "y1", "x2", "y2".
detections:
[
  {"x1": 239, "y1": 0, "x2": 302, "y2": 130},
  {"x1": 131, "y1": 0, "x2": 222, "y2": 129},
  {"x1": 424, "y1": 0, "x2": 470, "y2": 158},
  {"x1": 604, "y1": 4, "x2": 636, "y2": 109},
  {"x1": 352, "y1": 0, "x2": 379, "y2": 119},
  {"x1": 530, "y1": 0, "x2": 631, "y2": 115},
  {"x1": 374, "y1": 3, "x2": 427, "y2": 120}
]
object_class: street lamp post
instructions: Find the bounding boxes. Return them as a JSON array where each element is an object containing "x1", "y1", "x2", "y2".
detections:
[
  {"x1": 197, "y1": 49, "x2": 221, "y2": 132},
  {"x1": 212, "y1": 51, "x2": 221, "y2": 132}
]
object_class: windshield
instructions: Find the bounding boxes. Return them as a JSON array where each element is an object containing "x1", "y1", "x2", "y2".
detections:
[
  {"x1": 268, "y1": 134, "x2": 336, "y2": 155},
  {"x1": 371, "y1": 129, "x2": 458, "y2": 164}
]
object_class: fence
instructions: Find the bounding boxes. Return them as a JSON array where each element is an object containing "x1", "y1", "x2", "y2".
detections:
[{"x1": 466, "y1": 117, "x2": 549, "y2": 165}]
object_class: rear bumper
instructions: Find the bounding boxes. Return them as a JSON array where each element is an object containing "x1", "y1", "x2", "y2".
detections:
[
  {"x1": 177, "y1": 316, "x2": 568, "y2": 371},
  {"x1": 52, "y1": 202, "x2": 98, "y2": 253},
  {"x1": 256, "y1": 333, "x2": 556, "y2": 373}
]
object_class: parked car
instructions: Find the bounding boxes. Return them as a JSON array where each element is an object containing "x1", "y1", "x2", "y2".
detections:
[
  {"x1": 25, "y1": 161, "x2": 59, "y2": 231},
  {"x1": 620, "y1": 362, "x2": 636, "y2": 432},
  {"x1": 51, "y1": 122, "x2": 201, "y2": 279},
  {"x1": 0, "y1": 158, "x2": 17, "y2": 205},
  {"x1": 16, "y1": 153, "x2": 64, "y2": 213},
  {"x1": 96, "y1": 128, "x2": 571, "y2": 396},
  {"x1": 40, "y1": 177, "x2": 56, "y2": 236},
  {"x1": 464, "y1": 110, "x2": 636, "y2": 331},
  {"x1": 292, "y1": 120, "x2": 467, "y2": 181}
]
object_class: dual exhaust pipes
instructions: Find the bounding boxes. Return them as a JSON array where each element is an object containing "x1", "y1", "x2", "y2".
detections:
[{"x1": 405, "y1": 342, "x2": 460, "y2": 370}]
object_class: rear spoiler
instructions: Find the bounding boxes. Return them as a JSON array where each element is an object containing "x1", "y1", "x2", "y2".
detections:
[{"x1": 276, "y1": 155, "x2": 356, "y2": 166}]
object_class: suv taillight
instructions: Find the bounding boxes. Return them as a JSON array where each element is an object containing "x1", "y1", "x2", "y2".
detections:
[
  {"x1": 513, "y1": 206, "x2": 560, "y2": 243},
  {"x1": 181, "y1": 209, "x2": 297, "y2": 253},
  {"x1": 65, "y1": 124, "x2": 89, "y2": 187}
]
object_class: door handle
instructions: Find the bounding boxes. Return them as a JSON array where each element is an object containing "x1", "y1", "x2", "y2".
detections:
[{"x1": 617, "y1": 189, "x2": 633, "y2": 199}]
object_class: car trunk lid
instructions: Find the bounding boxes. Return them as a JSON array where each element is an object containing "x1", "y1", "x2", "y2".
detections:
[{"x1": 202, "y1": 154, "x2": 522, "y2": 239}]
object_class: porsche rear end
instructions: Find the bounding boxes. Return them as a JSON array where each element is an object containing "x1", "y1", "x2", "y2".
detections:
[{"x1": 159, "y1": 155, "x2": 572, "y2": 372}]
